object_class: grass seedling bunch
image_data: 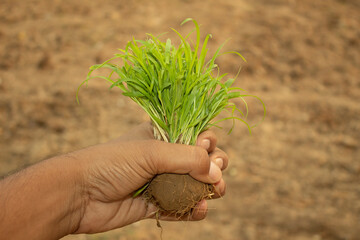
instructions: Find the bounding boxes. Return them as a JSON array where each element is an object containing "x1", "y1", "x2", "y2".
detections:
[{"x1": 77, "y1": 18, "x2": 265, "y2": 216}]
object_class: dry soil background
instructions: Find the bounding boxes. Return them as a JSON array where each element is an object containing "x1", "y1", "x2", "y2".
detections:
[{"x1": 0, "y1": 0, "x2": 359, "y2": 240}]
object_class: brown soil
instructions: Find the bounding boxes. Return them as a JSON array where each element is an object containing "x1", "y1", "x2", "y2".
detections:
[
  {"x1": 1, "y1": 0, "x2": 359, "y2": 240},
  {"x1": 145, "y1": 173, "x2": 214, "y2": 216}
]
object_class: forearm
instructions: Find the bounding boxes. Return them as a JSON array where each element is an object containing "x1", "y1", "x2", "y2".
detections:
[{"x1": 0, "y1": 154, "x2": 85, "y2": 240}]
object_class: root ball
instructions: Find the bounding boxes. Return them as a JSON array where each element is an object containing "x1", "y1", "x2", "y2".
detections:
[{"x1": 145, "y1": 173, "x2": 214, "y2": 216}]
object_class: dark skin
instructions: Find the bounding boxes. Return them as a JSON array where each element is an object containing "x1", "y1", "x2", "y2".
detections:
[{"x1": 0, "y1": 123, "x2": 228, "y2": 239}]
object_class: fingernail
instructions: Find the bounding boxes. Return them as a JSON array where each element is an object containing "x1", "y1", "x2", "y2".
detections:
[
  {"x1": 201, "y1": 139, "x2": 210, "y2": 150},
  {"x1": 215, "y1": 158, "x2": 223, "y2": 169},
  {"x1": 209, "y1": 161, "x2": 222, "y2": 182}
]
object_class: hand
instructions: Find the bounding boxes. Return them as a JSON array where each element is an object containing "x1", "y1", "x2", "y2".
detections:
[{"x1": 72, "y1": 122, "x2": 228, "y2": 234}]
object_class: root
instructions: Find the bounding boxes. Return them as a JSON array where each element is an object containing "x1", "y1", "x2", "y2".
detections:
[{"x1": 155, "y1": 211, "x2": 163, "y2": 240}]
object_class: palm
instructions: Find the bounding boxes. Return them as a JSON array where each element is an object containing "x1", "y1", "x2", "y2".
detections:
[{"x1": 77, "y1": 193, "x2": 152, "y2": 233}]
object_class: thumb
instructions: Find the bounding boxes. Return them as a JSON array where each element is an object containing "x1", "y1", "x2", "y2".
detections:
[{"x1": 146, "y1": 140, "x2": 222, "y2": 184}]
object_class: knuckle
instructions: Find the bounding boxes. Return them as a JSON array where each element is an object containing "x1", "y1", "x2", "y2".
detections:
[
  {"x1": 193, "y1": 146, "x2": 210, "y2": 173},
  {"x1": 209, "y1": 131, "x2": 218, "y2": 144},
  {"x1": 214, "y1": 147, "x2": 229, "y2": 169},
  {"x1": 222, "y1": 152, "x2": 229, "y2": 169},
  {"x1": 141, "y1": 140, "x2": 161, "y2": 173}
]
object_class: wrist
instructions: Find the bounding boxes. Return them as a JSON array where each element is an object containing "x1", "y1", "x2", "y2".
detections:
[
  {"x1": 53, "y1": 152, "x2": 89, "y2": 235},
  {"x1": 0, "y1": 153, "x2": 88, "y2": 240}
]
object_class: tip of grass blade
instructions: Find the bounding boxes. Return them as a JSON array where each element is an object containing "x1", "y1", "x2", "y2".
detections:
[
  {"x1": 181, "y1": 18, "x2": 194, "y2": 25},
  {"x1": 132, "y1": 182, "x2": 150, "y2": 197},
  {"x1": 222, "y1": 50, "x2": 247, "y2": 63},
  {"x1": 75, "y1": 79, "x2": 88, "y2": 105}
]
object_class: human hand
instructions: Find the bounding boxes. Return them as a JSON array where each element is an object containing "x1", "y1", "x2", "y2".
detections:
[{"x1": 71, "y1": 122, "x2": 228, "y2": 234}]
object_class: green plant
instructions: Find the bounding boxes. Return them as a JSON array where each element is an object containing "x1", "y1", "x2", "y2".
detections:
[{"x1": 77, "y1": 18, "x2": 265, "y2": 145}]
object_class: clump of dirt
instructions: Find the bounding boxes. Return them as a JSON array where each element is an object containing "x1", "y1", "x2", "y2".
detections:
[{"x1": 145, "y1": 173, "x2": 214, "y2": 216}]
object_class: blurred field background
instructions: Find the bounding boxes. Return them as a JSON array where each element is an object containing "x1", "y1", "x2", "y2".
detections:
[{"x1": 1, "y1": 0, "x2": 359, "y2": 239}]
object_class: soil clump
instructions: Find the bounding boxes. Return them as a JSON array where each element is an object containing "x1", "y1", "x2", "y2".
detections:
[{"x1": 145, "y1": 173, "x2": 214, "y2": 216}]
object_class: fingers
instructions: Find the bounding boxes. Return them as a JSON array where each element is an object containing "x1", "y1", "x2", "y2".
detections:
[
  {"x1": 145, "y1": 128, "x2": 228, "y2": 185},
  {"x1": 146, "y1": 141, "x2": 222, "y2": 184},
  {"x1": 196, "y1": 130, "x2": 228, "y2": 170},
  {"x1": 209, "y1": 148, "x2": 229, "y2": 170},
  {"x1": 211, "y1": 178, "x2": 226, "y2": 199},
  {"x1": 143, "y1": 129, "x2": 227, "y2": 223},
  {"x1": 190, "y1": 200, "x2": 208, "y2": 220},
  {"x1": 196, "y1": 130, "x2": 217, "y2": 153}
]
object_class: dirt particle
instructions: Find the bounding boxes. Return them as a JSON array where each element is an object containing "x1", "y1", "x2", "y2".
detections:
[{"x1": 37, "y1": 53, "x2": 53, "y2": 70}]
